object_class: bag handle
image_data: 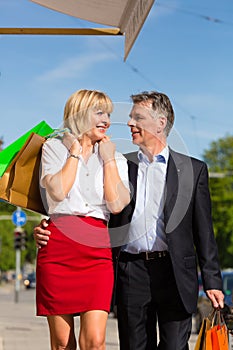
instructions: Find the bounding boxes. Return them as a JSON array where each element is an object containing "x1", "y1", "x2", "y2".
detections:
[
  {"x1": 207, "y1": 308, "x2": 217, "y2": 323},
  {"x1": 45, "y1": 128, "x2": 70, "y2": 140},
  {"x1": 210, "y1": 308, "x2": 226, "y2": 328}
]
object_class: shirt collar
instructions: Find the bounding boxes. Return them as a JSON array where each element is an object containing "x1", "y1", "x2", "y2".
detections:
[
  {"x1": 138, "y1": 145, "x2": 169, "y2": 164},
  {"x1": 93, "y1": 142, "x2": 99, "y2": 154}
]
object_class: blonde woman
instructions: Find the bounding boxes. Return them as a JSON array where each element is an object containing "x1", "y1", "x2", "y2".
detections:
[{"x1": 36, "y1": 89, "x2": 130, "y2": 350}]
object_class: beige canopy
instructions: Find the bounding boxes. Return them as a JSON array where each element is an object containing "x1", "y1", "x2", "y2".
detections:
[
  {"x1": 0, "y1": 0, "x2": 155, "y2": 60},
  {"x1": 31, "y1": 0, "x2": 155, "y2": 60}
]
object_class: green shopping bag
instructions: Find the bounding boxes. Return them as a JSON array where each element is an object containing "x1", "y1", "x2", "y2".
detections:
[{"x1": 0, "y1": 120, "x2": 53, "y2": 178}]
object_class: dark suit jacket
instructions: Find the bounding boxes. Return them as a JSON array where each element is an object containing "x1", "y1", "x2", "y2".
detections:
[{"x1": 109, "y1": 148, "x2": 223, "y2": 314}]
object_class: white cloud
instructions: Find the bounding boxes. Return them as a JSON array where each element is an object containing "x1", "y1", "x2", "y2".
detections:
[{"x1": 37, "y1": 51, "x2": 115, "y2": 82}]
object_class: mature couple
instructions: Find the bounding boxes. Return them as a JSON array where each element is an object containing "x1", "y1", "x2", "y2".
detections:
[{"x1": 34, "y1": 89, "x2": 224, "y2": 350}]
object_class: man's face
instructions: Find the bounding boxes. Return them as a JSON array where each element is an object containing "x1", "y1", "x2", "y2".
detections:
[{"x1": 127, "y1": 101, "x2": 163, "y2": 147}]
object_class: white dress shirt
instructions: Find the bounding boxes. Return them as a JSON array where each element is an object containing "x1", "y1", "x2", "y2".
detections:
[
  {"x1": 40, "y1": 138, "x2": 129, "y2": 221},
  {"x1": 123, "y1": 146, "x2": 169, "y2": 253}
]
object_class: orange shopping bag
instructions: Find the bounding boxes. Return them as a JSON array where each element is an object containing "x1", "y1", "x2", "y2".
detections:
[
  {"x1": 205, "y1": 309, "x2": 229, "y2": 350},
  {"x1": 216, "y1": 323, "x2": 229, "y2": 350},
  {"x1": 206, "y1": 325, "x2": 220, "y2": 350}
]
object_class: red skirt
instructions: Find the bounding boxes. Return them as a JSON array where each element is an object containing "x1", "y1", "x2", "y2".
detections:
[{"x1": 36, "y1": 216, "x2": 114, "y2": 316}]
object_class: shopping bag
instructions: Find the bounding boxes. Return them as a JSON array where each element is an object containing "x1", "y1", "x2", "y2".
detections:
[
  {"x1": 194, "y1": 312, "x2": 212, "y2": 350},
  {"x1": 205, "y1": 309, "x2": 229, "y2": 350},
  {"x1": 0, "y1": 125, "x2": 69, "y2": 214},
  {"x1": 0, "y1": 120, "x2": 53, "y2": 177},
  {"x1": 0, "y1": 133, "x2": 48, "y2": 214},
  {"x1": 216, "y1": 324, "x2": 229, "y2": 350},
  {"x1": 206, "y1": 325, "x2": 220, "y2": 350}
]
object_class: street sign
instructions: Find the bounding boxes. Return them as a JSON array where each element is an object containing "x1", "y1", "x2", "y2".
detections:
[{"x1": 12, "y1": 209, "x2": 27, "y2": 227}]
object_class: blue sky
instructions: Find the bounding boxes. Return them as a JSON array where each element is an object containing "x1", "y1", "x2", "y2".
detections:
[{"x1": 0, "y1": 0, "x2": 233, "y2": 159}]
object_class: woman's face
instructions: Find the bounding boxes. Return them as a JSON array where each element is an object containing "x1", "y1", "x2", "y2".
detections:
[{"x1": 86, "y1": 108, "x2": 111, "y2": 142}]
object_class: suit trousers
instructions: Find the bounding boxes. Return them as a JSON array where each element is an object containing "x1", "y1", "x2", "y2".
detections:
[{"x1": 116, "y1": 252, "x2": 192, "y2": 350}]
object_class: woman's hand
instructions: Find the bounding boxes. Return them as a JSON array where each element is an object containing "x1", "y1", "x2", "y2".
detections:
[
  {"x1": 99, "y1": 136, "x2": 130, "y2": 214},
  {"x1": 62, "y1": 132, "x2": 82, "y2": 156},
  {"x1": 99, "y1": 136, "x2": 115, "y2": 163}
]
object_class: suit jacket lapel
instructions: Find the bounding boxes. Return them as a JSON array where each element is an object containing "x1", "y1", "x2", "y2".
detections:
[
  {"x1": 125, "y1": 149, "x2": 194, "y2": 236},
  {"x1": 164, "y1": 150, "x2": 179, "y2": 227},
  {"x1": 165, "y1": 149, "x2": 194, "y2": 234},
  {"x1": 125, "y1": 152, "x2": 139, "y2": 203}
]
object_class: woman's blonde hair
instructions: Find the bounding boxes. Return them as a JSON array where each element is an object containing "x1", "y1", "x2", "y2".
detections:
[{"x1": 63, "y1": 89, "x2": 113, "y2": 138}]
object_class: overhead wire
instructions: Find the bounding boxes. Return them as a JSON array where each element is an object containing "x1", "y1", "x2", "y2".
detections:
[
  {"x1": 52, "y1": 3, "x2": 233, "y2": 154},
  {"x1": 69, "y1": 2, "x2": 232, "y2": 126},
  {"x1": 156, "y1": 2, "x2": 233, "y2": 27}
]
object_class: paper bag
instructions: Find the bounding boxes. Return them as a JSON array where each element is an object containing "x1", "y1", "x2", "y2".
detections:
[
  {"x1": 0, "y1": 133, "x2": 48, "y2": 214},
  {"x1": 0, "y1": 120, "x2": 53, "y2": 177}
]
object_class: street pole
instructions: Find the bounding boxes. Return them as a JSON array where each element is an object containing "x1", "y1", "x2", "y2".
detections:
[
  {"x1": 11, "y1": 207, "x2": 29, "y2": 303},
  {"x1": 14, "y1": 226, "x2": 21, "y2": 303}
]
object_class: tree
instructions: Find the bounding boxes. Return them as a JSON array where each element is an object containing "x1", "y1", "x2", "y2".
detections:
[
  {"x1": 203, "y1": 134, "x2": 233, "y2": 268},
  {"x1": 0, "y1": 219, "x2": 16, "y2": 271}
]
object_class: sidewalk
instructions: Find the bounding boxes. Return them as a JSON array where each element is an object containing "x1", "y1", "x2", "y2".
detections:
[
  {"x1": 0, "y1": 282, "x2": 198, "y2": 350},
  {"x1": 0, "y1": 283, "x2": 119, "y2": 350},
  {"x1": 0, "y1": 282, "x2": 50, "y2": 350}
]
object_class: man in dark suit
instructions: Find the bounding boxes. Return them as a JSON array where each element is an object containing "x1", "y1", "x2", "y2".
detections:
[
  {"x1": 34, "y1": 91, "x2": 224, "y2": 350},
  {"x1": 109, "y1": 91, "x2": 224, "y2": 350}
]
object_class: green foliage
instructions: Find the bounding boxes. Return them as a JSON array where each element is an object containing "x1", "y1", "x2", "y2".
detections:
[
  {"x1": 0, "y1": 202, "x2": 41, "y2": 272},
  {"x1": 203, "y1": 134, "x2": 233, "y2": 172},
  {"x1": 0, "y1": 200, "x2": 15, "y2": 213},
  {"x1": 0, "y1": 219, "x2": 15, "y2": 271},
  {"x1": 209, "y1": 176, "x2": 233, "y2": 267},
  {"x1": 203, "y1": 134, "x2": 233, "y2": 269}
]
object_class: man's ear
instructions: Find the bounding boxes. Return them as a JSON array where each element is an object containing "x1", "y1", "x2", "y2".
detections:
[
  {"x1": 160, "y1": 116, "x2": 167, "y2": 128},
  {"x1": 157, "y1": 116, "x2": 167, "y2": 133}
]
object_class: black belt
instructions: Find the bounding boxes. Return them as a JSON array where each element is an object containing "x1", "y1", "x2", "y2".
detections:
[{"x1": 119, "y1": 250, "x2": 169, "y2": 261}]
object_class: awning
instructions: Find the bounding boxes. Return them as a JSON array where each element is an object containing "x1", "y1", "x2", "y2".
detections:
[
  {"x1": 0, "y1": 0, "x2": 155, "y2": 60},
  {"x1": 31, "y1": 0, "x2": 155, "y2": 60}
]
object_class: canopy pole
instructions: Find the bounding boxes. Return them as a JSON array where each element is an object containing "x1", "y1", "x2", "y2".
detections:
[{"x1": 0, "y1": 27, "x2": 123, "y2": 35}]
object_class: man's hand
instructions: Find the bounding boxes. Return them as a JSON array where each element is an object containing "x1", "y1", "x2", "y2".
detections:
[
  {"x1": 206, "y1": 289, "x2": 224, "y2": 308},
  {"x1": 33, "y1": 219, "x2": 51, "y2": 249}
]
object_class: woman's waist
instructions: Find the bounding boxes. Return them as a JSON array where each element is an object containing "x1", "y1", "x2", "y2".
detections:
[
  {"x1": 50, "y1": 214, "x2": 107, "y2": 227},
  {"x1": 47, "y1": 215, "x2": 110, "y2": 248},
  {"x1": 47, "y1": 204, "x2": 110, "y2": 222}
]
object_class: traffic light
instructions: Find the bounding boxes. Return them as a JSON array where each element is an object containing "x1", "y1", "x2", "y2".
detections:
[
  {"x1": 14, "y1": 228, "x2": 27, "y2": 250},
  {"x1": 14, "y1": 229, "x2": 22, "y2": 250},
  {"x1": 20, "y1": 230, "x2": 27, "y2": 250}
]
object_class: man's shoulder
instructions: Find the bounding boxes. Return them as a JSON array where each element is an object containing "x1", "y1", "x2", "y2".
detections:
[
  {"x1": 123, "y1": 151, "x2": 139, "y2": 164},
  {"x1": 169, "y1": 148, "x2": 205, "y2": 166}
]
